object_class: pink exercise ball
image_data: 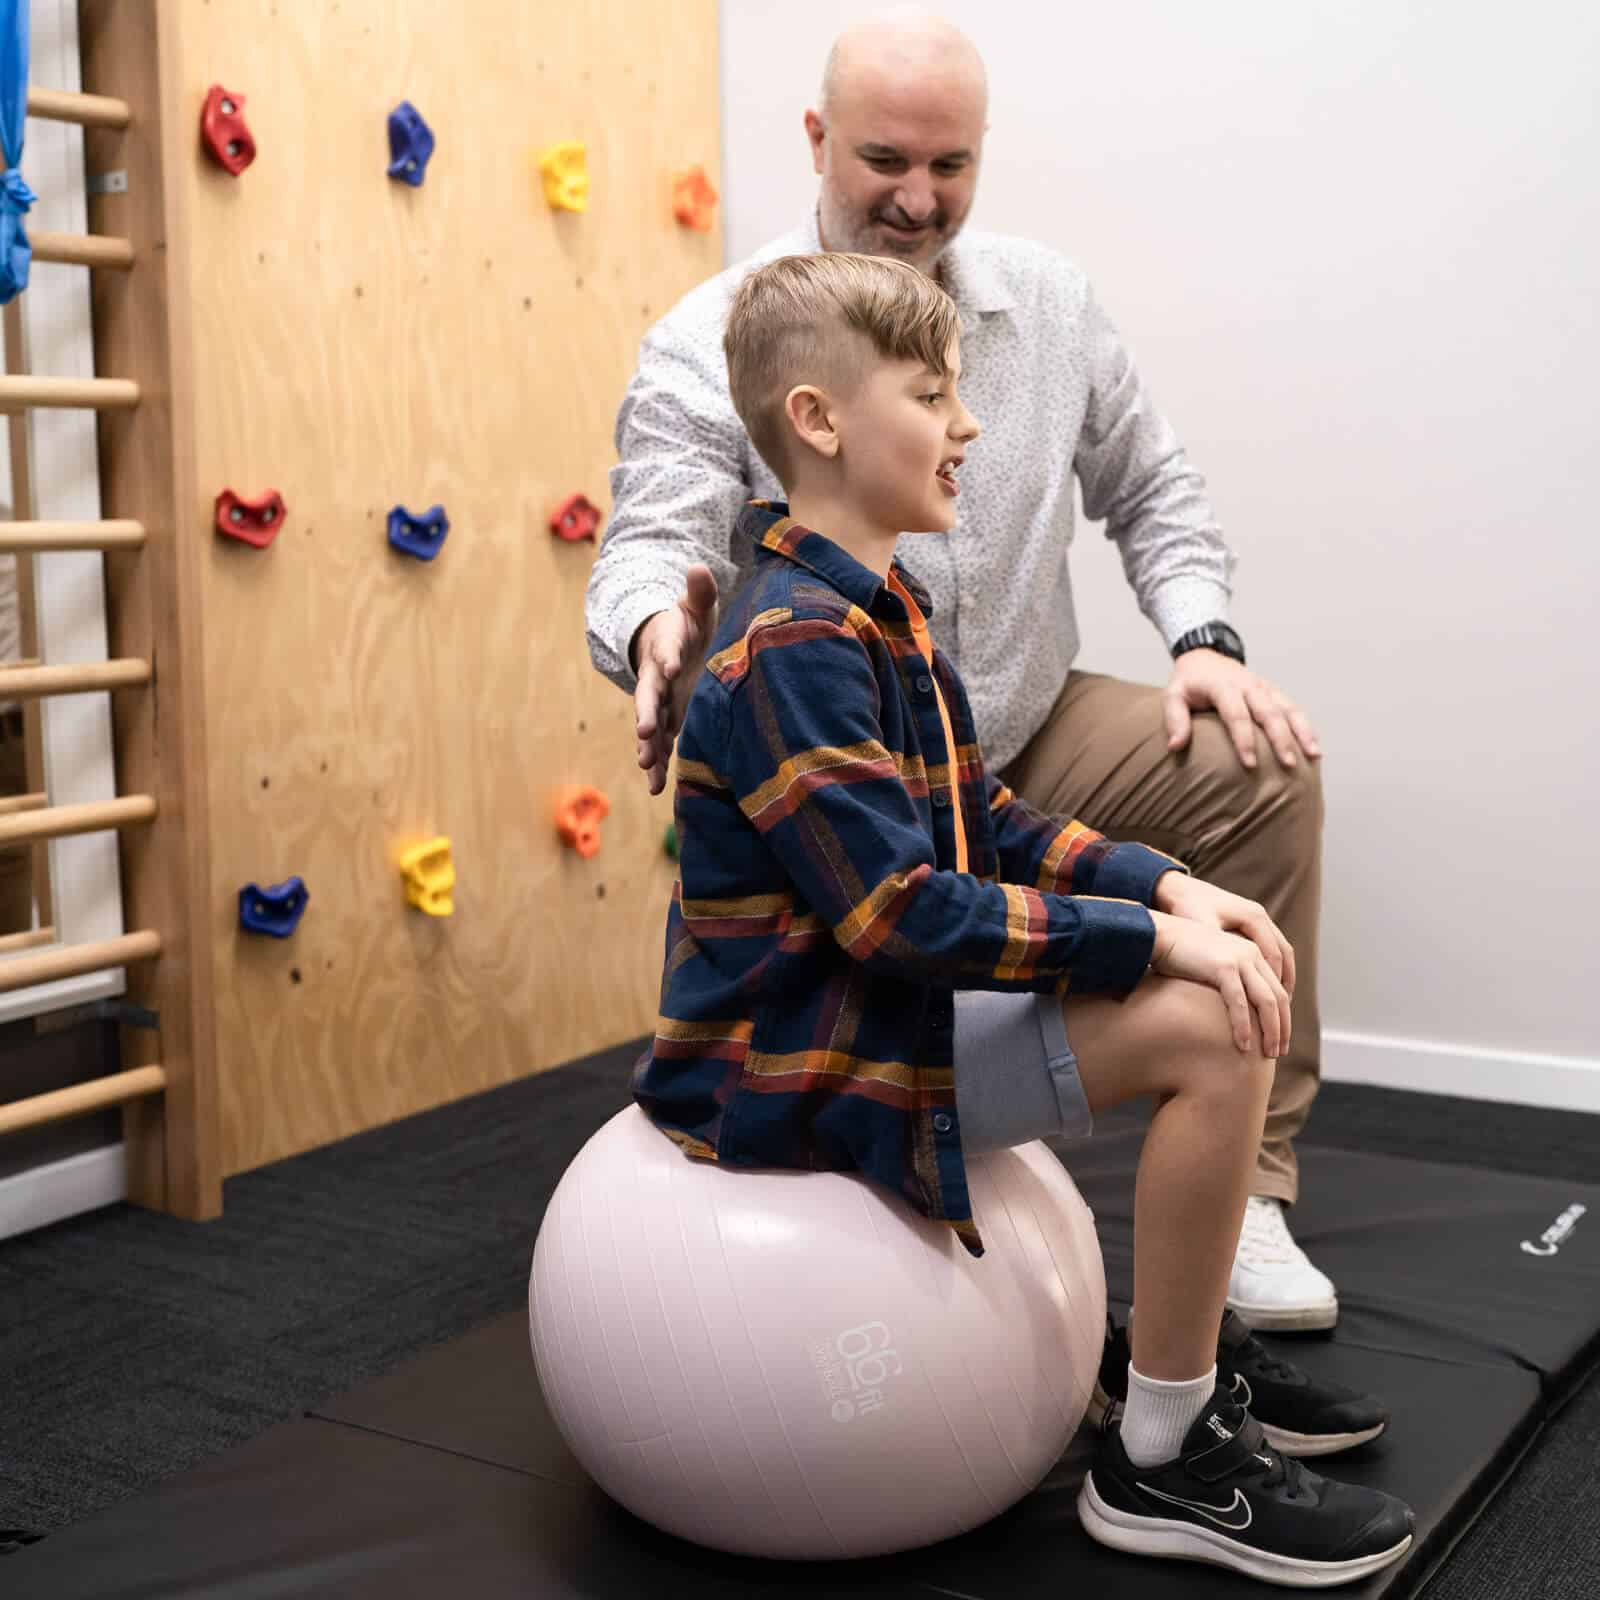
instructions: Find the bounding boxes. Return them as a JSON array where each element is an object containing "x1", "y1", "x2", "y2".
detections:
[{"x1": 527, "y1": 1105, "x2": 1106, "y2": 1560}]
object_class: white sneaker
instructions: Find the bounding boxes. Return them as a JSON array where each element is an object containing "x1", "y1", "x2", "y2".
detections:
[{"x1": 1227, "y1": 1196, "x2": 1339, "y2": 1331}]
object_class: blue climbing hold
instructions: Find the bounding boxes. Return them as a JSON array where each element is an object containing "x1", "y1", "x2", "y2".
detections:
[
  {"x1": 387, "y1": 503, "x2": 449, "y2": 561},
  {"x1": 239, "y1": 876, "x2": 309, "y2": 938},
  {"x1": 386, "y1": 101, "x2": 435, "y2": 186}
]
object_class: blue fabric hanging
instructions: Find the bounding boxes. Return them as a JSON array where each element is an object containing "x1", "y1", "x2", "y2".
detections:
[{"x1": 0, "y1": 0, "x2": 35, "y2": 305}]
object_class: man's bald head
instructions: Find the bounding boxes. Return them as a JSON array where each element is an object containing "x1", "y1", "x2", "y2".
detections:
[
  {"x1": 819, "y1": 8, "x2": 988, "y2": 122},
  {"x1": 805, "y1": 9, "x2": 988, "y2": 274}
]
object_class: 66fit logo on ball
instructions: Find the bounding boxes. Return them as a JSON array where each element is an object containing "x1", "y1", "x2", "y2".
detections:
[{"x1": 808, "y1": 1320, "x2": 904, "y2": 1422}]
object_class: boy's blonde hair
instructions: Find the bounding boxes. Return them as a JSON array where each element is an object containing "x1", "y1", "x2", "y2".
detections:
[{"x1": 724, "y1": 252, "x2": 960, "y2": 483}]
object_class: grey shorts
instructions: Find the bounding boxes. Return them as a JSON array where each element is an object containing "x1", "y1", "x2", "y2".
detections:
[{"x1": 952, "y1": 990, "x2": 1094, "y2": 1155}]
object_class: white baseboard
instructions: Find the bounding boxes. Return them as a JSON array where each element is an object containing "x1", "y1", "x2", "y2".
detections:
[
  {"x1": 1323, "y1": 1029, "x2": 1600, "y2": 1116},
  {"x1": 0, "y1": 1141, "x2": 127, "y2": 1241}
]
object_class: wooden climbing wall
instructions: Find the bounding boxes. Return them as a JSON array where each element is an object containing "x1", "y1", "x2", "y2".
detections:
[{"x1": 174, "y1": 0, "x2": 719, "y2": 1175}]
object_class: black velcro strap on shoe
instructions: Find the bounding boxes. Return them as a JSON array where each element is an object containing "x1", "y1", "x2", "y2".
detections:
[{"x1": 1185, "y1": 1414, "x2": 1270, "y2": 1484}]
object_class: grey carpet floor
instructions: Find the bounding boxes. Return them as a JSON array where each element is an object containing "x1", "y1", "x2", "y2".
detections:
[{"x1": 2, "y1": 1044, "x2": 1597, "y2": 1598}]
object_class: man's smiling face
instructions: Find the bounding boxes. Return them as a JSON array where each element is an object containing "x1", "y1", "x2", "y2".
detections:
[{"x1": 806, "y1": 30, "x2": 987, "y2": 276}]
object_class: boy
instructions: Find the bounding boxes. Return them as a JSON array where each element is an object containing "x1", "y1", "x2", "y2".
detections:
[{"x1": 633, "y1": 252, "x2": 1412, "y2": 1586}]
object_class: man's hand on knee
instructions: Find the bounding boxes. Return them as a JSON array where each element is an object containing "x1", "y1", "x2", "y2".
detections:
[{"x1": 1163, "y1": 650, "x2": 1322, "y2": 771}]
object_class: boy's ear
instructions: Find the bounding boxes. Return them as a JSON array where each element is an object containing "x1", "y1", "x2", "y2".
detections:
[{"x1": 784, "y1": 384, "x2": 840, "y2": 460}]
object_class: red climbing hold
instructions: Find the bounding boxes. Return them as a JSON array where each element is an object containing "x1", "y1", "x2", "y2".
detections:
[
  {"x1": 215, "y1": 488, "x2": 287, "y2": 549},
  {"x1": 550, "y1": 493, "x2": 602, "y2": 543},
  {"x1": 201, "y1": 84, "x2": 256, "y2": 176}
]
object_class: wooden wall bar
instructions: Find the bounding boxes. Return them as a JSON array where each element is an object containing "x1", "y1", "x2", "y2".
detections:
[{"x1": 81, "y1": 0, "x2": 222, "y2": 1217}]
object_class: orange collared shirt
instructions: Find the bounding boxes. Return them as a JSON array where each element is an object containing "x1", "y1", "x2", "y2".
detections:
[{"x1": 887, "y1": 566, "x2": 970, "y2": 874}]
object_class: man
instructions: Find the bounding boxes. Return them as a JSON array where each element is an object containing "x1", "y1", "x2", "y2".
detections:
[{"x1": 585, "y1": 9, "x2": 1333, "y2": 1329}]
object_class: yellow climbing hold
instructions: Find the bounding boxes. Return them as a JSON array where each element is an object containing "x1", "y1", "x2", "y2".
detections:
[
  {"x1": 538, "y1": 141, "x2": 589, "y2": 213},
  {"x1": 400, "y1": 836, "x2": 456, "y2": 917}
]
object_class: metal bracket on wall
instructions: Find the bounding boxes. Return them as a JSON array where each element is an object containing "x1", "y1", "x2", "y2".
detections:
[
  {"x1": 86, "y1": 169, "x2": 128, "y2": 196},
  {"x1": 34, "y1": 998, "x2": 160, "y2": 1035}
]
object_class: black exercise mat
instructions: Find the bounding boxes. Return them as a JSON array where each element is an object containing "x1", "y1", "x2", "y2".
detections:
[
  {"x1": 2, "y1": 1414, "x2": 930, "y2": 1600},
  {"x1": 313, "y1": 1311, "x2": 1545, "y2": 1599},
  {"x1": 12, "y1": 1314, "x2": 1543, "y2": 1599},
  {"x1": 14, "y1": 1132, "x2": 1595, "y2": 1598},
  {"x1": 1054, "y1": 1129, "x2": 1600, "y2": 1396}
]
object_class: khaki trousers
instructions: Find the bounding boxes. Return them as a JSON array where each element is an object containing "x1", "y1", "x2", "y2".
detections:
[{"x1": 1000, "y1": 670, "x2": 1324, "y2": 1205}]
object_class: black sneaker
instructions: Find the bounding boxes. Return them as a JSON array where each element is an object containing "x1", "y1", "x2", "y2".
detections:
[
  {"x1": 1079, "y1": 1386, "x2": 1414, "y2": 1587},
  {"x1": 1088, "y1": 1311, "x2": 1390, "y2": 1457}
]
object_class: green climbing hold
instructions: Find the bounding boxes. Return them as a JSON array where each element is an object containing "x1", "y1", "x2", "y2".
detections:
[{"x1": 663, "y1": 823, "x2": 679, "y2": 860}]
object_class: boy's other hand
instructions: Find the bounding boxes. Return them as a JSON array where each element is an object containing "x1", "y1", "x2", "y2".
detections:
[
  {"x1": 1152, "y1": 871, "x2": 1295, "y2": 1000},
  {"x1": 631, "y1": 564, "x2": 720, "y2": 796},
  {"x1": 1148, "y1": 910, "x2": 1293, "y2": 1058},
  {"x1": 1163, "y1": 649, "x2": 1322, "y2": 771}
]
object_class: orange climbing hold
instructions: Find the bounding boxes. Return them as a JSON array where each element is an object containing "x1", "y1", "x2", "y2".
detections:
[
  {"x1": 555, "y1": 786, "x2": 610, "y2": 859},
  {"x1": 399, "y1": 836, "x2": 456, "y2": 917},
  {"x1": 672, "y1": 166, "x2": 718, "y2": 231}
]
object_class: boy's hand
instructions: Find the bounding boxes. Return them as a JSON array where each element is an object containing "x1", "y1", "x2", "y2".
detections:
[
  {"x1": 1152, "y1": 871, "x2": 1296, "y2": 1000},
  {"x1": 630, "y1": 564, "x2": 720, "y2": 796},
  {"x1": 1148, "y1": 910, "x2": 1293, "y2": 1058}
]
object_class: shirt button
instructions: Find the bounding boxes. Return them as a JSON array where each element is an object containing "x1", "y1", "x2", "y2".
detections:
[
  {"x1": 915, "y1": 674, "x2": 934, "y2": 695},
  {"x1": 933, "y1": 1112, "x2": 953, "y2": 1134},
  {"x1": 932, "y1": 790, "x2": 951, "y2": 808}
]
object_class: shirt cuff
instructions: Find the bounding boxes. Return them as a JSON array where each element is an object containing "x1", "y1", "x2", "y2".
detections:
[
  {"x1": 588, "y1": 586, "x2": 683, "y2": 695},
  {"x1": 1145, "y1": 578, "x2": 1234, "y2": 653},
  {"x1": 1058, "y1": 897, "x2": 1157, "y2": 996},
  {"x1": 1095, "y1": 840, "x2": 1189, "y2": 906}
]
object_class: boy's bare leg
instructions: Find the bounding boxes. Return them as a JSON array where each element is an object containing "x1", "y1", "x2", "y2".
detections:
[{"x1": 1064, "y1": 976, "x2": 1273, "y2": 1379}]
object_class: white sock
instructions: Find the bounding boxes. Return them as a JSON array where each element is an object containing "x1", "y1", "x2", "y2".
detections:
[{"x1": 1119, "y1": 1362, "x2": 1217, "y2": 1469}]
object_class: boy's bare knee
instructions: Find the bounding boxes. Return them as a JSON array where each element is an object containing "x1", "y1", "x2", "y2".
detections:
[
  {"x1": 1137, "y1": 979, "x2": 1237, "y2": 1095},
  {"x1": 1163, "y1": 982, "x2": 1279, "y2": 1101}
]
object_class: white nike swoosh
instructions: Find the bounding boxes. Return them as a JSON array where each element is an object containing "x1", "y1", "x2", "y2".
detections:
[
  {"x1": 1230, "y1": 1372, "x2": 1254, "y2": 1407},
  {"x1": 1139, "y1": 1483, "x2": 1254, "y2": 1532}
]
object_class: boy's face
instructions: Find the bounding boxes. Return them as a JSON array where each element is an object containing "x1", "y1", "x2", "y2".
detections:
[{"x1": 836, "y1": 340, "x2": 980, "y2": 535}]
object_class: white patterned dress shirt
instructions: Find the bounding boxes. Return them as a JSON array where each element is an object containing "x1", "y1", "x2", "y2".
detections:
[{"x1": 586, "y1": 212, "x2": 1235, "y2": 771}]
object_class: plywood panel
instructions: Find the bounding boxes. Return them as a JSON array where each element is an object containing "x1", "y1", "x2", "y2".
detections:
[{"x1": 176, "y1": 2, "x2": 720, "y2": 1174}]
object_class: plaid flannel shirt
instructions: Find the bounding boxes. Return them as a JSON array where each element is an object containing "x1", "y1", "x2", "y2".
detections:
[{"x1": 634, "y1": 502, "x2": 1186, "y2": 1254}]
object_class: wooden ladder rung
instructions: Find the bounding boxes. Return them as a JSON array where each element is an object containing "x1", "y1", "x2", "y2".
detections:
[
  {"x1": 0, "y1": 375, "x2": 140, "y2": 412},
  {"x1": 0, "y1": 792, "x2": 47, "y2": 818},
  {"x1": 0, "y1": 519, "x2": 147, "y2": 552},
  {"x1": 0, "y1": 1064, "x2": 166, "y2": 1136},
  {"x1": 30, "y1": 230, "x2": 135, "y2": 270},
  {"x1": 0, "y1": 925, "x2": 55, "y2": 955},
  {"x1": 0, "y1": 659, "x2": 151, "y2": 700},
  {"x1": 0, "y1": 795, "x2": 157, "y2": 847},
  {"x1": 0, "y1": 929, "x2": 161, "y2": 994},
  {"x1": 25, "y1": 86, "x2": 131, "y2": 131}
]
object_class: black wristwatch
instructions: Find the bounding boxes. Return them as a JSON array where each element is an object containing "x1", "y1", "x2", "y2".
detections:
[{"x1": 1171, "y1": 621, "x2": 1246, "y2": 666}]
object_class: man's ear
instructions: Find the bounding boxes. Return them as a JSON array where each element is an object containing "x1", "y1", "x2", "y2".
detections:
[
  {"x1": 785, "y1": 384, "x2": 840, "y2": 460},
  {"x1": 803, "y1": 109, "x2": 826, "y2": 176}
]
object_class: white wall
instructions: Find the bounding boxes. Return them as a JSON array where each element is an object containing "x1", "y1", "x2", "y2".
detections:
[{"x1": 720, "y1": 1, "x2": 1600, "y2": 1109}]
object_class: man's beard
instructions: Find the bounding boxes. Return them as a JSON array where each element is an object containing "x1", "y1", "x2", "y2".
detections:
[{"x1": 820, "y1": 194, "x2": 958, "y2": 274}]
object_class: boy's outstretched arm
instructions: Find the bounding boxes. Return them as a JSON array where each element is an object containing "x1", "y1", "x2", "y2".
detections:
[
  {"x1": 984, "y1": 778, "x2": 1294, "y2": 997},
  {"x1": 983, "y1": 774, "x2": 1188, "y2": 904},
  {"x1": 719, "y1": 617, "x2": 1161, "y2": 997}
]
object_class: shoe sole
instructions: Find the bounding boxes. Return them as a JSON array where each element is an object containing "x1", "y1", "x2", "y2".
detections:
[
  {"x1": 1261, "y1": 1420, "x2": 1387, "y2": 1457},
  {"x1": 1077, "y1": 1471, "x2": 1412, "y2": 1588},
  {"x1": 1085, "y1": 1386, "x2": 1386, "y2": 1459},
  {"x1": 1226, "y1": 1296, "x2": 1340, "y2": 1332}
]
